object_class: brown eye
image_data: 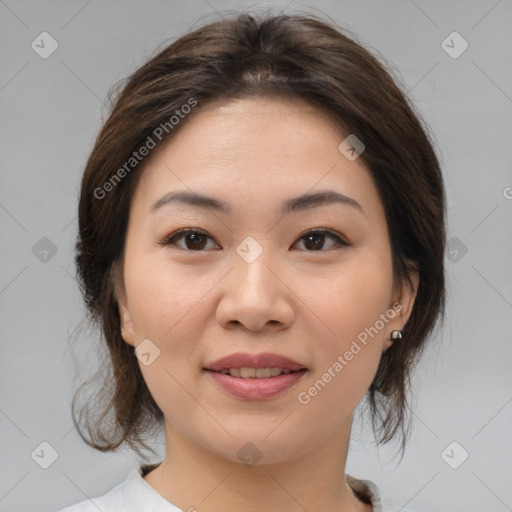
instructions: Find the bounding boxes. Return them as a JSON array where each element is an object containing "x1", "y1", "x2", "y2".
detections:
[
  {"x1": 294, "y1": 229, "x2": 348, "y2": 251},
  {"x1": 160, "y1": 228, "x2": 348, "y2": 252},
  {"x1": 160, "y1": 229, "x2": 220, "y2": 251}
]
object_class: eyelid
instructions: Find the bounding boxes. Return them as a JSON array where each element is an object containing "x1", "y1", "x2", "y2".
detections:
[
  {"x1": 159, "y1": 228, "x2": 218, "y2": 248},
  {"x1": 159, "y1": 227, "x2": 349, "y2": 250},
  {"x1": 300, "y1": 227, "x2": 349, "y2": 245}
]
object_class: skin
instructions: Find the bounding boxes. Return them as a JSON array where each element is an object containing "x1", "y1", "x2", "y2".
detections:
[{"x1": 116, "y1": 95, "x2": 419, "y2": 512}]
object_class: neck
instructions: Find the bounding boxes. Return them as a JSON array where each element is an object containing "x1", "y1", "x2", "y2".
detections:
[{"x1": 143, "y1": 419, "x2": 372, "y2": 512}]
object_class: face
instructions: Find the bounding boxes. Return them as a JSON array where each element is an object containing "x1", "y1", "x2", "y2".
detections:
[{"x1": 116, "y1": 95, "x2": 418, "y2": 464}]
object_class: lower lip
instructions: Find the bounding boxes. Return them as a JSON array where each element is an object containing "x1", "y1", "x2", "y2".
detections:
[{"x1": 204, "y1": 369, "x2": 308, "y2": 400}]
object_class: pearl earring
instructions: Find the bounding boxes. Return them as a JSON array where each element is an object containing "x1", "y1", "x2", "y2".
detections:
[{"x1": 391, "y1": 330, "x2": 402, "y2": 340}]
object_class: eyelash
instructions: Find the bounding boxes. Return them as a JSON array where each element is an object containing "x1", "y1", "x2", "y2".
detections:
[{"x1": 159, "y1": 228, "x2": 349, "y2": 252}]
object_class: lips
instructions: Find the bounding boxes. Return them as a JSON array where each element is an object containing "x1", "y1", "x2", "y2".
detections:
[
  {"x1": 204, "y1": 352, "x2": 307, "y2": 373},
  {"x1": 206, "y1": 369, "x2": 307, "y2": 399}
]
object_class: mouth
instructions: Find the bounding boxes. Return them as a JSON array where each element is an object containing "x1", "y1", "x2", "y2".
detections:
[
  {"x1": 204, "y1": 367, "x2": 307, "y2": 378},
  {"x1": 203, "y1": 367, "x2": 308, "y2": 400},
  {"x1": 204, "y1": 352, "x2": 308, "y2": 374},
  {"x1": 203, "y1": 352, "x2": 308, "y2": 399}
]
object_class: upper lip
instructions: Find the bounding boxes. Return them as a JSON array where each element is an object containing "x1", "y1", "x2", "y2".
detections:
[{"x1": 204, "y1": 352, "x2": 307, "y2": 372}]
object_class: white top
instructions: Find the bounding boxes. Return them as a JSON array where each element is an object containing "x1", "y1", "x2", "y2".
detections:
[{"x1": 57, "y1": 464, "x2": 420, "y2": 512}]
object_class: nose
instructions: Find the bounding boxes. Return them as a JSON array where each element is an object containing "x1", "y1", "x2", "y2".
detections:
[{"x1": 215, "y1": 244, "x2": 295, "y2": 332}]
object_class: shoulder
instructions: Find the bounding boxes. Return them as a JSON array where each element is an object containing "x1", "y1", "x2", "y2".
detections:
[
  {"x1": 56, "y1": 465, "x2": 181, "y2": 512},
  {"x1": 56, "y1": 469, "x2": 137, "y2": 512},
  {"x1": 380, "y1": 495, "x2": 423, "y2": 512}
]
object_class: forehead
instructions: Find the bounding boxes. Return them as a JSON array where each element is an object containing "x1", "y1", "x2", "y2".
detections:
[{"x1": 131, "y1": 95, "x2": 381, "y2": 220}]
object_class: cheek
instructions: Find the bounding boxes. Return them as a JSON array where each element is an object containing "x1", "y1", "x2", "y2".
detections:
[
  {"x1": 300, "y1": 252, "x2": 392, "y2": 402},
  {"x1": 314, "y1": 251, "x2": 393, "y2": 343},
  {"x1": 124, "y1": 252, "x2": 209, "y2": 337},
  {"x1": 123, "y1": 253, "x2": 216, "y2": 394},
  {"x1": 123, "y1": 255, "x2": 206, "y2": 417}
]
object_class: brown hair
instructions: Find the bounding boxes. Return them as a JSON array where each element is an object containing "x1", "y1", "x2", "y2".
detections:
[{"x1": 72, "y1": 11, "x2": 446, "y2": 461}]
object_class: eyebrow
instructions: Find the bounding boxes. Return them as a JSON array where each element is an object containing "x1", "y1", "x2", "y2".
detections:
[{"x1": 149, "y1": 190, "x2": 365, "y2": 216}]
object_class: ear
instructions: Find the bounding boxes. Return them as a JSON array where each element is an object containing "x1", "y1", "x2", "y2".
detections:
[
  {"x1": 382, "y1": 266, "x2": 420, "y2": 351},
  {"x1": 113, "y1": 261, "x2": 136, "y2": 347}
]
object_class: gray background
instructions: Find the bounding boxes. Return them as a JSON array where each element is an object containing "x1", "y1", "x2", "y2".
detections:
[{"x1": 1, "y1": 1, "x2": 511, "y2": 511}]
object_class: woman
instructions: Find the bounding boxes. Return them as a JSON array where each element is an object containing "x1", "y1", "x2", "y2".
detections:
[{"x1": 59, "y1": 11, "x2": 446, "y2": 512}]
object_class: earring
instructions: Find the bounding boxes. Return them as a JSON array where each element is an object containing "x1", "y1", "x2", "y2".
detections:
[{"x1": 391, "y1": 330, "x2": 402, "y2": 340}]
